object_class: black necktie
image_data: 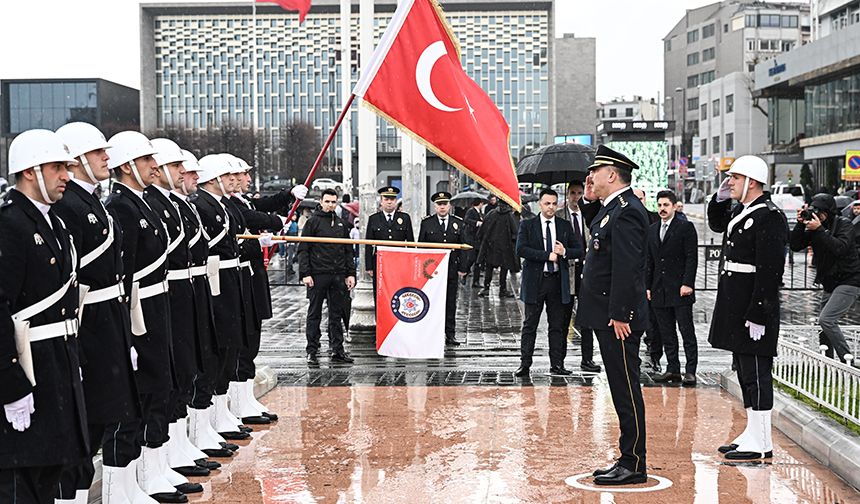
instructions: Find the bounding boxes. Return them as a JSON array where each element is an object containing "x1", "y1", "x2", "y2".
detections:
[
  {"x1": 441, "y1": 218, "x2": 446, "y2": 231},
  {"x1": 571, "y1": 213, "x2": 582, "y2": 247},
  {"x1": 387, "y1": 214, "x2": 392, "y2": 224},
  {"x1": 546, "y1": 220, "x2": 555, "y2": 273}
]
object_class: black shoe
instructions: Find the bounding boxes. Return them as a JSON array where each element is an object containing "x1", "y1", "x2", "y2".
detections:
[
  {"x1": 202, "y1": 448, "x2": 233, "y2": 458},
  {"x1": 580, "y1": 360, "x2": 602, "y2": 373},
  {"x1": 242, "y1": 415, "x2": 271, "y2": 425},
  {"x1": 682, "y1": 373, "x2": 697, "y2": 386},
  {"x1": 331, "y1": 353, "x2": 355, "y2": 364},
  {"x1": 239, "y1": 425, "x2": 253, "y2": 433},
  {"x1": 514, "y1": 366, "x2": 530, "y2": 377},
  {"x1": 219, "y1": 430, "x2": 250, "y2": 440},
  {"x1": 593, "y1": 465, "x2": 648, "y2": 486},
  {"x1": 653, "y1": 371, "x2": 683, "y2": 383},
  {"x1": 549, "y1": 366, "x2": 572, "y2": 376},
  {"x1": 196, "y1": 458, "x2": 222, "y2": 469},
  {"x1": 175, "y1": 482, "x2": 203, "y2": 494},
  {"x1": 173, "y1": 464, "x2": 210, "y2": 477},
  {"x1": 307, "y1": 353, "x2": 319, "y2": 366},
  {"x1": 262, "y1": 412, "x2": 279, "y2": 421},
  {"x1": 500, "y1": 290, "x2": 515, "y2": 298},
  {"x1": 592, "y1": 462, "x2": 617, "y2": 477},
  {"x1": 220, "y1": 441, "x2": 239, "y2": 451},
  {"x1": 446, "y1": 337, "x2": 461, "y2": 347},
  {"x1": 150, "y1": 491, "x2": 188, "y2": 503},
  {"x1": 717, "y1": 443, "x2": 738, "y2": 454},
  {"x1": 724, "y1": 449, "x2": 773, "y2": 460},
  {"x1": 477, "y1": 288, "x2": 489, "y2": 297}
]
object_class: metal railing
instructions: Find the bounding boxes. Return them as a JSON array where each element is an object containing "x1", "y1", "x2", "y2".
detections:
[
  {"x1": 774, "y1": 339, "x2": 860, "y2": 428},
  {"x1": 695, "y1": 244, "x2": 815, "y2": 291}
]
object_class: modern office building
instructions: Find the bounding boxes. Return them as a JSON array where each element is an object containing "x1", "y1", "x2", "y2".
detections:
[
  {"x1": 755, "y1": 0, "x2": 860, "y2": 189},
  {"x1": 140, "y1": 0, "x2": 595, "y2": 187},
  {"x1": 597, "y1": 96, "x2": 659, "y2": 122},
  {"x1": 663, "y1": 0, "x2": 811, "y2": 172},
  {"x1": 0, "y1": 78, "x2": 140, "y2": 177}
]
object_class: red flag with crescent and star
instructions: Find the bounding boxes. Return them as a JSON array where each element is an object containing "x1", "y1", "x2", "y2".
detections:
[
  {"x1": 353, "y1": 0, "x2": 521, "y2": 210},
  {"x1": 257, "y1": 0, "x2": 311, "y2": 23}
]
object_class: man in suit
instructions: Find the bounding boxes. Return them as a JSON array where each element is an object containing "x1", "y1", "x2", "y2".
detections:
[
  {"x1": 464, "y1": 199, "x2": 484, "y2": 287},
  {"x1": 579, "y1": 145, "x2": 650, "y2": 486},
  {"x1": 556, "y1": 181, "x2": 600, "y2": 373},
  {"x1": 418, "y1": 192, "x2": 469, "y2": 346},
  {"x1": 646, "y1": 190, "x2": 699, "y2": 386},
  {"x1": 515, "y1": 188, "x2": 583, "y2": 377},
  {"x1": 634, "y1": 188, "x2": 663, "y2": 373},
  {"x1": 365, "y1": 186, "x2": 414, "y2": 299}
]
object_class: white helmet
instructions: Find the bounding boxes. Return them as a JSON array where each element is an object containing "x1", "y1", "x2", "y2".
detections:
[
  {"x1": 220, "y1": 154, "x2": 246, "y2": 175},
  {"x1": 197, "y1": 154, "x2": 233, "y2": 183},
  {"x1": 233, "y1": 156, "x2": 252, "y2": 173},
  {"x1": 150, "y1": 138, "x2": 186, "y2": 167},
  {"x1": 727, "y1": 156, "x2": 768, "y2": 185},
  {"x1": 56, "y1": 122, "x2": 111, "y2": 184},
  {"x1": 181, "y1": 149, "x2": 201, "y2": 172},
  {"x1": 106, "y1": 131, "x2": 157, "y2": 170},
  {"x1": 8, "y1": 129, "x2": 77, "y2": 175}
]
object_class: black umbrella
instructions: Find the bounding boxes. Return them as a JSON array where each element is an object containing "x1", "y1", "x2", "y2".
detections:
[
  {"x1": 516, "y1": 143, "x2": 595, "y2": 184},
  {"x1": 450, "y1": 191, "x2": 489, "y2": 207}
]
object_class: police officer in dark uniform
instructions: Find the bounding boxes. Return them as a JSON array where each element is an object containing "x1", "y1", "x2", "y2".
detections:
[
  {"x1": 0, "y1": 129, "x2": 89, "y2": 504},
  {"x1": 105, "y1": 131, "x2": 186, "y2": 502},
  {"x1": 708, "y1": 156, "x2": 786, "y2": 461},
  {"x1": 578, "y1": 145, "x2": 649, "y2": 486},
  {"x1": 418, "y1": 192, "x2": 469, "y2": 346},
  {"x1": 365, "y1": 186, "x2": 414, "y2": 299},
  {"x1": 54, "y1": 122, "x2": 144, "y2": 503}
]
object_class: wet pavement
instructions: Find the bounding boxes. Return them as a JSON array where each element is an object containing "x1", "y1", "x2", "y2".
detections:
[{"x1": 188, "y1": 385, "x2": 860, "y2": 503}]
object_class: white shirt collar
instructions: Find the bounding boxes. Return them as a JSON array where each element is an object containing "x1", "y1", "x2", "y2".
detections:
[
  {"x1": 152, "y1": 184, "x2": 171, "y2": 198},
  {"x1": 70, "y1": 176, "x2": 98, "y2": 195},
  {"x1": 23, "y1": 194, "x2": 52, "y2": 223},
  {"x1": 661, "y1": 216, "x2": 674, "y2": 228},
  {"x1": 603, "y1": 186, "x2": 630, "y2": 207},
  {"x1": 172, "y1": 191, "x2": 188, "y2": 201},
  {"x1": 115, "y1": 181, "x2": 145, "y2": 201},
  {"x1": 200, "y1": 188, "x2": 222, "y2": 201},
  {"x1": 541, "y1": 214, "x2": 555, "y2": 225}
]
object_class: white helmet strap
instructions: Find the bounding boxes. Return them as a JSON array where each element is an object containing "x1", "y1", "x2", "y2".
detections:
[
  {"x1": 78, "y1": 154, "x2": 98, "y2": 185},
  {"x1": 740, "y1": 175, "x2": 751, "y2": 203},
  {"x1": 162, "y1": 164, "x2": 176, "y2": 191},
  {"x1": 33, "y1": 165, "x2": 55, "y2": 204},
  {"x1": 129, "y1": 159, "x2": 146, "y2": 189},
  {"x1": 216, "y1": 175, "x2": 227, "y2": 196}
]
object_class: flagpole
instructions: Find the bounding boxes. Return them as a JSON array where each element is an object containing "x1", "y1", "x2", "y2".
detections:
[
  {"x1": 236, "y1": 234, "x2": 473, "y2": 250},
  {"x1": 251, "y1": 0, "x2": 261, "y2": 188},
  {"x1": 284, "y1": 94, "x2": 357, "y2": 222}
]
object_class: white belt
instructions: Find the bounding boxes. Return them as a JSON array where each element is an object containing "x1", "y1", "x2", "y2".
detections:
[
  {"x1": 84, "y1": 282, "x2": 125, "y2": 305},
  {"x1": 240, "y1": 261, "x2": 251, "y2": 269},
  {"x1": 29, "y1": 318, "x2": 79, "y2": 342},
  {"x1": 723, "y1": 261, "x2": 757, "y2": 274},
  {"x1": 167, "y1": 268, "x2": 192, "y2": 281},
  {"x1": 219, "y1": 258, "x2": 241, "y2": 269},
  {"x1": 191, "y1": 265, "x2": 208, "y2": 277},
  {"x1": 138, "y1": 280, "x2": 169, "y2": 299}
]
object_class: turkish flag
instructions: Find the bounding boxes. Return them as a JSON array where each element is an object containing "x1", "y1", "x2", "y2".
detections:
[
  {"x1": 258, "y1": 0, "x2": 311, "y2": 24},
  {"x1": 353, "y1": 0, "x2": 520, "y2": 210}
]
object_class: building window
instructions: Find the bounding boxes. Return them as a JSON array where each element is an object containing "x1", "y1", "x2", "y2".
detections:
[
  {"x1": 701, "y1": 70, "x2": 715, "y2": 84},
  {"x1": 703, "y1": 24, "x2": 715, "y2": 38},
  {"x1": 745, "y1": 14, "x2": 758, "y2": 27},
  {"x1": 687, "y1": 97, "x2": 699, "y2": 111},
  {"x1": 701, "y1": 139, "x2": 708, "y2": 156},
  {"x1": 687, "y1": 74, "x2": 699, "y2": 88},
  {"x1": 687, "y1": 52, "x2": 699, "y2": 66},
  {"x1": 759, "y1": 39, "x2": 780, "y2": 51},
  {"x1": 713, "y1": 98, "x2": 721, "y2": 116},
  {"x1": 687, "y1": 29, "x2": 699, "y2": 43},
  {"x1": 665, "y1": 39, "x2": 672, "y2": 52},
  {"x1": 724, "y1": 23, "x2": 729, "y2": 33},
  {"x1": 688, "y1": 120, "x2": 699, "y2": 136},
  {"x1": 758, "y1": 14, "x2": 781, "y2": 27},
  {"x1": 746, "y1": 39, "x2": 756, "y2": 51},
  {"x1": 781, "y1": 40, "x2": 795, "y2": 52},
  {"x1": 700, "y1": 103, "x2": 708, "y2": 120},
  {"x1": 625, "y1": 107, "x2": 634, "y2": 117},
  {"x1": 713, "y1": 135, "x2": 720, "y2": 154},
  {"x1": 702, "y1": 47, "x2": 715, "y2": 61},
  {"x1": 781, "y1": 15, "x2": 799, "y2": 28},
  {"x1": 609, "y1": 108, "x2": 617, "y2": 118},
  {"x1": 726, "y1": 132, "x2": 734, "y2": 151},
  {"x1": 726, "y1": 94, "x2": 734, "y2": 113}
]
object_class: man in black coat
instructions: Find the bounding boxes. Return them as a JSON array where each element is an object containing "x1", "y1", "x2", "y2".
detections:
[
  {"x1": 477, "y1": 201, "x2": 519, "y2": 298},
  {"x1": 365, "y1": 186, "x2": 414, "y2": 299},
  {"x1": 464, "y1": 199, "x2": 484, "y2": 287},
  {"x1": 634, "y1": 188, "x2": 664, "y2": 373},
  {"x1": 578, "y1": 145, "x2": 650, "y2": 486},
  {"x1": 54, "y1": 123, "x2": 144, "y2": 502},
  {"x1": 646, "y1": 190, "x2": 699, "y2": 386},
  {"x1": 708, "y1": 156, "x2": 787, "y2": 461},
  {"x1": 298, "y1": 188, "x2": 356, "y2": 365},
  {"x1": 418, "y1": 192, "x2": 470, "y2": 346},
  {"x1": 0, "y1": 130, "x2": 89, "y2": 504},
  {"x1": 515, "y1": 188, "x2": 583, "y2": 377}
]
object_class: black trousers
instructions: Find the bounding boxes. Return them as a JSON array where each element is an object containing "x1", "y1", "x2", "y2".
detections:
[
  {"x1": 236, "y1": 323, "x2": 262, "y2": 383},
  {"x1": 734, "y1": 353, "x2": 774, "y2": 410},
  {"x1": 644, "y1": 306, "x2": 662, "y2": 360},
  {"x1": 214, "y1": 347, "x2": 240, "y2": 395},
  {"x1": 56, "y1": 420, "x2": 141, "y2": 497},
  {"x1": 0, "y1": 465, "x2": 63, "y2": 504},
  {"x1": 596, "y1": 329, "x2": 647, "y2": 473},
  {"x1": 654, "y1": 305, "x2": 698, "y2": 374},
  {"x1": 470, "y1": 255, "x2": 483, "y2": 286},
  {"x1": 483, "y1": 265, "x2": 509, "y2": 292},
  {"x1": 445, "y1": 275, "x2": 459, "y2": 339},
  {"x1": 306, "y1": 273, "x2": 346, "y2": 355},
  {"x1": 139, "y1": 392, "x2": 171, "y2": 448},
  {"x1": 562, "y1": 298, "x2": 595, "y2": 363},
  {"x1": 520, "y1": 273, "x2": 567, "y2": 368}
]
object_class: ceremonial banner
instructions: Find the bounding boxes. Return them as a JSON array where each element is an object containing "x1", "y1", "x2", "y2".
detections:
[
  {"x1": 258, "y1": 0, "x2": 312, "y2": 23},
  {"x1": 376, "y1": 247, "x2": 448, "y2": 359},
  {"x1": 353, "y1": 0, "x2": 521, "y2": 210}
]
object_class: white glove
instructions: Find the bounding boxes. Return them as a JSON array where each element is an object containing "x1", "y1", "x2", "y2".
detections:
[
  {"x1": 130, "y1": 346, "x2": 139, "y2": 371},
  {"x1": 259, "y1": 232, "x2": 274, "y2": 248},
  {"x1": 291, "y1": 184, "x2": 309, "y2": 200},
  {"x1": 4, "y1": 393, "x2": 35, "y2": 432},
  {"x1": 716, "y1": 177, "x2": 732, "y2": 202},
  {"x1": 745, "y1": 320, "x2": 765, "y2": 342}
]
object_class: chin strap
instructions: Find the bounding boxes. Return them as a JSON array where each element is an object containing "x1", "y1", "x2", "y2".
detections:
[
  {"x1": 216, "y1": 176, "x2": 227, "y2": 196},
  {"x1": 129, "y1": 160, "x2": 146, "y2": 189},
  {"x1": 78, "y1": 155, "x2": 98, "y2": 184},
  {"x1": 32, "y1": 165, "x2": 55, "y2": 204},
  {"x1": 740, "y1": 176, "x2": 751, "y2": 203},
  {"x1": 162, "y1": 165, "x2": 176, "y2": 191}
]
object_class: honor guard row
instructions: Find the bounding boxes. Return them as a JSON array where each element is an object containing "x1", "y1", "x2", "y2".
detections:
[{"x1": 0, "y1": 124, "x2": 307, "y2": 504}]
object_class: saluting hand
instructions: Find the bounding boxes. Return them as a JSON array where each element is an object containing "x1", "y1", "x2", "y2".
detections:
[{"x1": 608, "y1": 319, "x2": 632, "y2": 340}]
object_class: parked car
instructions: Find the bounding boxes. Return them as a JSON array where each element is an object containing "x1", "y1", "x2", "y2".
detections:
[
  {"x1": 772, "y1": 183, "x2": 806, "y2": 202},
  {"x1": 311, "y1": 178, "x2": 344, "y2": 194},
  {"x1": 260, "y1": 178, "x2": 292, "y2": 197}
]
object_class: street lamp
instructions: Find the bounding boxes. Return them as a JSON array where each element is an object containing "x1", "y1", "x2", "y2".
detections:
[{"x1": 675, "y1": 86, "x2": 687, "y2": 196}]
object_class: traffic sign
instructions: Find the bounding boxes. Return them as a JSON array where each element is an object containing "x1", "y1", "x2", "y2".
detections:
[{"x1": 843, "y1": 150, "x2": 860, "y2": 181}]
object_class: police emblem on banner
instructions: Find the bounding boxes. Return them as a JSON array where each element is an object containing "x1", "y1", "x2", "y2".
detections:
[{"x1": 390, "y1": 287, "x2": 430, "y2": 323}]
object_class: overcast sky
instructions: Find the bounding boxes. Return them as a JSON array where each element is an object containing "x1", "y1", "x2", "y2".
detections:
[{"x1": 0, "y1": 0, "x2": 796, "y2": 102}]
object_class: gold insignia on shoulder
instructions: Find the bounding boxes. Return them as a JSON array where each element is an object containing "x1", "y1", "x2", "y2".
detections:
[
  {"x1": 34, "y1": 233, "x2": 44, "y2": 245},
  {"x1": 600, "y1": 215, "x2": 610, "y2": 228},
  {"x1": 87, "y1": 213, "x2": 97, "y2": 224},
  {"x1": 619, "y1": 196, "x2": 628, "y2": 207}
]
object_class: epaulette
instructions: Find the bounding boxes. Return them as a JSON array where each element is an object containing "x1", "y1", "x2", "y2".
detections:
[
  {"x1": 765, "y1": 200, "x2": 780, "y2": 211},
  {"x1": 422, "y1": 215, "x2": 433, "y2": 221},
  {"x1": 1, "y1": 199, "x2": 13, "y2": 210}
]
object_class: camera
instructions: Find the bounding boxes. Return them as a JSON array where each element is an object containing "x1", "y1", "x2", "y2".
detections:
[{"x1": 800, "y1": 209, "x2": 815, "y2": 221}]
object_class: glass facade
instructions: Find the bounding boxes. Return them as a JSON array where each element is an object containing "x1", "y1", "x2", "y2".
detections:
[
  {"x1": 7, "y1": 82, "x2": 98, "y2": 134},
  {"x1": 151, "y1": 8, "x2": 550, "y2": 157},
  {"x1": 804, "y1": 72, "x2": 860, "y2": 138}
]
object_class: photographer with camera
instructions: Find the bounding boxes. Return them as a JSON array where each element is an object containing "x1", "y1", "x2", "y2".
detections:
[{"x1": 790, "y1": 193, "x2": 860, "y2": 364}]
